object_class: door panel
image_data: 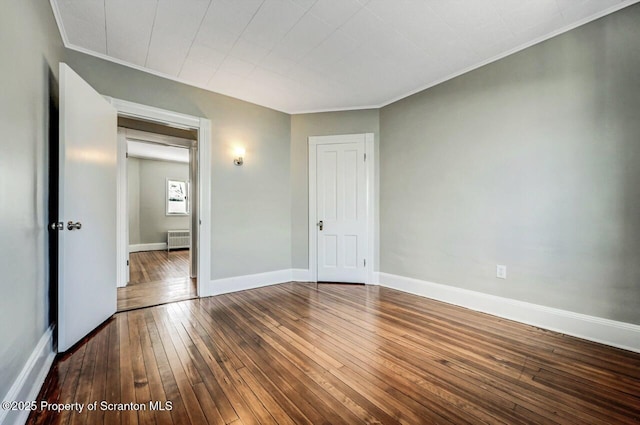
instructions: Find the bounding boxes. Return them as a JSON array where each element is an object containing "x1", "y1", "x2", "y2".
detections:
[
  {"x1": 316, "y1": 141, "x2": 367, "y2": 283},
  {"x1": 344, "y1": 235, "x2": 357, "y2": 268},
  {"x1": 343, "y1": 149, "x2": 358, "y2": 221},
  {"x1": 58, "y1": 63, "x2": 117, "y2": 352},
  {"x1": 320, "y1": 150, "x2": 338, "y2": 221}
]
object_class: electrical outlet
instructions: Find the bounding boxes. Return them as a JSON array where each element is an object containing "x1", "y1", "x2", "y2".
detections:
[{"x1": 496, "y1": 264, "x2": 507, "y2": 279}]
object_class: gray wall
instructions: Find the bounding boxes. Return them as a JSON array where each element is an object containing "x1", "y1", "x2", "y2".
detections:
[
  {"x1": 380, "y1": 5, "x2": 640, "y2": 325},
  {"x1": 128, "y1": 157, "x2": 190, "y2": 245},
  {"x1": 0, "y1": 0, "x2": 290, "y2": 399},
  {"x1": 290, "y1": 110, "x2": 380, "y2": 270},
  {"x1": 0, "y1": 0, "x2": 63, "y2": 401},
  {"x1": 3, "y1": 0, "x2": 640, "y2": 405},
  {"x1": 63, "y1": 49, "x2": 292, "y2": 280}
]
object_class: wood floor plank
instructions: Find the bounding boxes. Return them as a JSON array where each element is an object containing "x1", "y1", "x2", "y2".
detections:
[
  {"x1": 264, "y1": 286, "x2": 526, "y2": 424},
  {"x1": 104, "y1": 318, "x2": 122, "y2": 425},
  {"x1": 150, "y1": 307, "x2": 209, "y2": 425},
  {"x1": 276, "y1": 282, "x2": 632, "y2": 423},
  {"x1": 29, "y1": 351, "x2": 74, "y2": 425},
  {"x1": 164, "y1": 304, "x2": 233, "y2": 425},
  {"x1": 175, "y1": 301, "x2": 329, "y2": 425},
  {"x1": 68, "y1": 324, "x2": 100, "y2": 425},
  {"x1": 57, "y1": 343, "x2": 91, "y2": 425},
  {"x1": 29, "y1": 283, "x2": 640, "y2": 425},
  {"x1": 208, "y1": 298, "x2": 375, "y2": 424},
  {"x1": 194, "y1": 296, "x2": 364, "y2": 424},
  {"x1": 138, "y1": 310, "x2": 173, "y2": 425},
  {"x1": 118, "y1": 313, "x2": 139, "y2": 425},
  {"x1": 213, "y1": 294, "x2": 453, "y2": 425},
  {"x1": 143, "y1": 309, "x2": 191, "y2": 425},
  {"x1": 86, "y1": 318, "x2": 109, "y2": 425},
  {"x1": 166, "y1": 302, "x2": 260, "y2": 425},
  {"x1": 128, "y1": 311, "x2": 156, "y2": 425},
  {"x1": 192, "y1": 382, "x2": 226, "y2": 425},
  {"x1": 229, "y1": 289, "x2": 459, "y2": 424},
  {"x1": 118, "y1": 250, "x2": 196, "y2": 312}
]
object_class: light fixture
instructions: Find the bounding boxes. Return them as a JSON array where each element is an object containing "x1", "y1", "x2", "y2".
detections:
[{"x1": 234, "y1": 147, "x2": 245, "y2": 166}]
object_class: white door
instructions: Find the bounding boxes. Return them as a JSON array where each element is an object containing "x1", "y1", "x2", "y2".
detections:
[
  {"x1": 58, "y1": 63, "x2": 117, "y2": 352},
  {"x1": 316, "y1": 141, "x2": 367, "y2": 283}
]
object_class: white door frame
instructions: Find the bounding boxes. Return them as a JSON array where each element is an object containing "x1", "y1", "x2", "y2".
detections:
[
  {"x1": 117, "y1": 128, "x2": 128, "y2": 285},
  {"x1": 107, "y1": 97, "x2": 211, "y2": 296},
  {"x1": 308, "y1": 133, "x2": 375, "y2": 284}
]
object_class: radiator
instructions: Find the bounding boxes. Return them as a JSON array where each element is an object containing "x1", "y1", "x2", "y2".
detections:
[{"x1": 167, "y1": 230, "x2": 190, "y2": 251}]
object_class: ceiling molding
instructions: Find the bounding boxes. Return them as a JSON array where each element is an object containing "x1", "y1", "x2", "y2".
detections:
[
  {"x1": 378, "y1": 0, "x2": 640, "y2": 109},
  {"x1": 50, "y1": 0, "x2": 640, "y2": 114},
  {"x1": 289, "y1": 104, "x2": 382, "y2": 115},
  {"x1": 49, "y1": 0, "x2": 69, "y2": 46},
  {"x1": 49, "y1": 0, "x2": 287, "y2": 113},
  {"x1": 66, "y1": 43, "x2": 290, "y2": 114}
]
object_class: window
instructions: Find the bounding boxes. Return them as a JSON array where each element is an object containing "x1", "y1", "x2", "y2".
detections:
[{"x1": 166, "y1": 179, "x2": 189, "y2": 215}]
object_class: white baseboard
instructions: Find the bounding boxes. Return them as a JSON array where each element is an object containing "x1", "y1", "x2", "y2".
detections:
[
  {"x1": 291, "y1": 268, "x2": 312, "y2": 282},
  {"x1": 129, "y1": 243, "x2": 167, "y2": 253},
  {"x1": 378, "y1": 272, "x2": 640, "y2": 353},
  {"x1": 201, "y1": 268, "x2": 314, "y2": 297},
  {"x1": 0, "y1": 326, "x2": 55, "y2": 425},
  {"x1": 202, "y1": 269, "x2": 294, "y2": 297}
]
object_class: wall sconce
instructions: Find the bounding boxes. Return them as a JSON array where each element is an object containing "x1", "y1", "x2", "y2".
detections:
[{"x1": 234, "y1": 147, "x2": 245, "y2": 166}]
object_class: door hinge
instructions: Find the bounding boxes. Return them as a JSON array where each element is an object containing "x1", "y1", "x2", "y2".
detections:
[
  {"x1": 127, "y1": 260, "x2": 129, "y2": 266},
  {"x1": 126, "y1": 152, "x2": 129, "y2": 158},
  {"x1": 364, "y1": 153, "x2": 367, "y2": 162},
  {"x1": 364, "y1": 259, "x2": 366, "y2": 267}
]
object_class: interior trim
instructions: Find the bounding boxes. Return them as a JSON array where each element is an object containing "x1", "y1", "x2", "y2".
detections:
[
  {"x1": 128, "y1": 243, "x2": 168, "y2": 253},
  {"x1": 108, "y1": 97, "x2": 211, "y2": 298},
  {"x1": 378, "y1": 272, "x2": 640, "y2": 353},
  {"x1": 49, "y1": 0, "x2": 640, "y2": 114}
]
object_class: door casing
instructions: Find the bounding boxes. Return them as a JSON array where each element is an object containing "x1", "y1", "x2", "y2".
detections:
[
  {"x1": 308, "y1": 133, "x2": 376, "y2": 284},
  {"x1": 108, "y1": 97, "x2": 211, "y2": 297},
  {"x1": 117, "y1": 127, "x2": 197, "y2": 286}
]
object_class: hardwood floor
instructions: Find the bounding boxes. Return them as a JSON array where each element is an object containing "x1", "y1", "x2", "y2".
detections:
[
  {"x1": 31, "y1": 283, "x2": 640, "y2": 424},
  {"x1": 117, "y1": 250, "x2": 196, "y2": 312}
]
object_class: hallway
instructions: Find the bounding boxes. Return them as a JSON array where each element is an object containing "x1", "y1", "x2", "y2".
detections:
[{"x1": 117, "y1": 250, "x2": 196, "y2": 312}]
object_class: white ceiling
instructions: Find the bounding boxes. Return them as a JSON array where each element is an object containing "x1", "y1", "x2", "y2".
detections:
[
  {"x1": 128, "y1": 140, "x2": 190, "y2": 163},
  {"x1": 51, "y1": 0, "x2": 637, "y2": 113}
]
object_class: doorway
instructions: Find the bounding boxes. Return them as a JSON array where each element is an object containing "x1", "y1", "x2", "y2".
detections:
[
  {"x1": 53, "y1": 64, "x2": 211, "y2": 352},
  {"x1": 107, "y1": 96, "x2": 212, "y2": 308},
  {"x1": 308, "y1": 133, "x2": 376, "y2": 284},
  {"x1": 117, "y1": 125, "x2": 197, "y2": 311}
]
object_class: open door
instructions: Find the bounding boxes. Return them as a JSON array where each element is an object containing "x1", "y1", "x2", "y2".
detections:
[{"x1": 57, "y1": 63, "x2": 117, "y2": 352}]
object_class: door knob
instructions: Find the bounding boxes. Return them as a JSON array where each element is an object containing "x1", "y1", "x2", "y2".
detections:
[
  {"x1": 50, "y1": 222, "x2": 64, "y2": 231},
  {"x1": 317, "y1": 220, "x2": 323, "y2": 231},
  {"x1": 67, "y1": 221, "x2": 82, "y2": 231}
]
